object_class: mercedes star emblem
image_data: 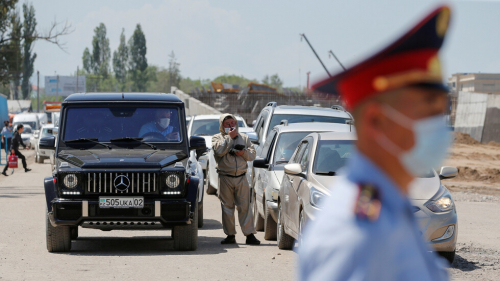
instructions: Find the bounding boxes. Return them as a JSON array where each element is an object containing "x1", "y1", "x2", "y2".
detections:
[{"x1": 114, "y1": 175, "x2": 130, "y2": 191}]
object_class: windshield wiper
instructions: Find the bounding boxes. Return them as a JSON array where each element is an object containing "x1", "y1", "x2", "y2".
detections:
[
  {"x1": 64, "y1": 138, "x2": 112, "y2": 149},
  {"x1": 315, "y1": 171, "x2": 336, "y2": 176},
  {"x1": 109, "y1": 137, "x2": 157, "y2": 150}
]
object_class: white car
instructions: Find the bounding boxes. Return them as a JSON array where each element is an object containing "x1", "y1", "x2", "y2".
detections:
[
  {"x1": 187, "y1": 114, "x2": 249, "y2": 174},
  {"x1": 35, "y1": 124, "x2": 56, "y2": 163}
]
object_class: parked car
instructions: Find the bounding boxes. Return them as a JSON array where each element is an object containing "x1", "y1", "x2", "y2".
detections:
[
  {"x1": 251, "y1": 122, "x2": 353, "y2": 240},
  {"x1": 277, "y1": 131, "x2": 458, "y2": 264},
  {"x1": 41, "y1": 93, "x2": 206, "y2": 252},
  {"x1": 13, "y1": 113, "x2": 44, "y2": 131},
  {"x1": 188, "y1": 114, "x2": 249, "y2": 188},
  {"x1": 248, "y1": 102, "x2": 353, "y2": 188},
  {"x1": 35, "y1": 124, "x2": 56, "y2": 163}
]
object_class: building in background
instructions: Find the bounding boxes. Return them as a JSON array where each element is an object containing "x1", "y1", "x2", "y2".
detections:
[
  {"x1": 44, "y1": 76, "x2": 86, "y2": 97},
  {"x1": 448, "y1": 73, "x2": 500, "y2": 95}
]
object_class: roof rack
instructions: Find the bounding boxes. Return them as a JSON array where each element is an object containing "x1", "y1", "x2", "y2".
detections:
[
  {"x1": 266, "y1": 102, "x2": 277, "y2": 108},
  {"x1": 279, "y1": 119, "x2": 288, "y2": 126},
  {"x1": 331, "y1": 105, "x2": 346, "y2": 111}
]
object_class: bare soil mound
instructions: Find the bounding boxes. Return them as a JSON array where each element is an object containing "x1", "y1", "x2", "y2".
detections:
[
  {"x1": 456, "y1": 166, "x2": 500, "y2": 183},
  {"x1": 487, "y1": 141, "x2": 500, "y2": 147},
  {"x1": 454, "y1": 132, "x2": 480, "y2": 145}
]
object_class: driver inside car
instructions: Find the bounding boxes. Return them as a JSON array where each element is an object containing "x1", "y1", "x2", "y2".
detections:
[{"x1": 139, "y1": 108, "x2": 180, "y2": 141}]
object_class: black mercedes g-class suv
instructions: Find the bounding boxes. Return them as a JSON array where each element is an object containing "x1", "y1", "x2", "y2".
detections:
[{"x1": 40, "y1": 93, "x2": 206, "y2": 252}]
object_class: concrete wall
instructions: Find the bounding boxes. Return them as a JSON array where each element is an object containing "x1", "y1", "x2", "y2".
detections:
[
  {"x1": 171, "y1": 87, "x2": 222, "y2": 116},
  {"x1": 482, "y1": 94, "x2": 500, "y2": 143},
  {"x1": 454, "y1": 91, "x2": 488, "y2": 142}
]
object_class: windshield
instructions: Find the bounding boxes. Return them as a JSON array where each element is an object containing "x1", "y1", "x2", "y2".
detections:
[
  {"x1": 273, "y1": 132, "x2": 314, "y2": 165},
  {"x1": 21, "y1": 127, "x2": 33, "y2": 134},
  {"x1": 238, "y1": 120, "x2": 245, "y2": 127},
  {"x1": 41, "y1": 128, "x2": 53, "y2": 138},
  {"x1": 14, "y1": 122, "x2": 36, "y2": 130},
  {"x1": 267, "y1": 114, "x2": 349, "y2": 136},
  {"x1": 313, "y1": 140, "x2": 355, "y2": 175},
  {"x1": 191, "y1": 119, "x2": 220, "y2": 136},
  {"x1": 63, "y1": 107, "x2": 182, "y2": 142}
]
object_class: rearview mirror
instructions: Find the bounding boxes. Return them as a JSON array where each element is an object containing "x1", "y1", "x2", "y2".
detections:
[
  {"x1": 284, "y1": 163, "x2": 305, "y2": 178},
  {"x1": 189, "y1": 136, "x2": 206, "y2": 150},
  {"x1": 439, "y1": 166, "x2": 458, "y2": 180},
  {"x1": 39, "y1": 136, "x2": 56, "y2": 150},
  {"x1": 253, "y1": 157, "x2": 268, "y2": 169}
]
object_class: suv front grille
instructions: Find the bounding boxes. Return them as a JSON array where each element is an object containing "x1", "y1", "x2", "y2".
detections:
[{"x1": 86, "y1": 172, "x2": 157, "y2": 194}]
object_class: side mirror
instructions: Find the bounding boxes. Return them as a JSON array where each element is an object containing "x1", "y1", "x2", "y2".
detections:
[
  {"x1": 284, "y1": 163, "x2": 305, "y2": 178},
  {"x1": 33, "y1": 130, "x2": 40, "y2": 138},
  {"x1": 247, "y1": 132, "x2": 259, "y2": 145},
  {"x1": 439, "y1": 166, "x2": 458, "y2": 180},
  {"x1": 253, "y1": 157, "x2": 268, "y2": 169},
  {"x1": 189, "y1": 136, "x2": 206, "y2": 150},
  {"x1": 53, "y1": 127, "x2": 59, "y2": 135},
  {"x1": 251, "y1": 120, "x2": 257, "y2": 127},
  {"x1": 39, "y1": 136, "x2": 56, "y2": 150}
]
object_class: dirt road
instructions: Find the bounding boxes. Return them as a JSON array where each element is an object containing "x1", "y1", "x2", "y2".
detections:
[{"x1": 1, "y1": 142, "x2": 499, "y2": 280}]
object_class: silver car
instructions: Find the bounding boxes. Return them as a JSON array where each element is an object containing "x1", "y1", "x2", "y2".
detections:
[
  {"x1": 278, "y1": 131, "x2": 458, "y2": 264},
  {"x1": 252, "y1": 123, "x2": 353, "y2": 240}
]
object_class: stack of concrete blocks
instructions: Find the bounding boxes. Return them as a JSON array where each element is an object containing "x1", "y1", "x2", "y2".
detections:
[{"x1": 455, "y1": 91, "x2": 500, "y2": 143}]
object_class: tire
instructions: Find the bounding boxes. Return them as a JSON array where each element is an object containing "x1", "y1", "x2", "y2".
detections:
[
  {"x1": 46, "y1": 211, "x2": 71, "y2": 252},
  {"x1": 253, "y1": 193, "x2": 264, "y2": 231},
  {"x1": 438, "y1": 250, "x2": 456, "y2": 264},
  {"x1": 206, "y1": 166, "x2": 217, "y2": 195},
  {"x1": 198, "y1": 203, "x2": 204, "y2": 228},
  {"x1": 173, "y1": 201, "x2": 198, "y2": 251},
  {"x1": 264, "y1": 202, "x2": 277, "y2": 240},
  {"x1": 277, "y1": 202, "x2": 294, "y2": 250},
  {"x1": 70, "y1": 227, "x2": 79, "y2": 240}
]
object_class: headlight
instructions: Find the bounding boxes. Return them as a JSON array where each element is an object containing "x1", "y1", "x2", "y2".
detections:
[
  {"x1": 310, "y1": 187, "x2": 327, "y2": 208},
  {"x1": 166, "y1": 174, "x2": 180, "y2": 189},
  {"x1": 63, "y1": 174, "x2": 78, "y2": 189},
  {"x1": 425, "y1": 185, "x2": 454, "y2": 212}
]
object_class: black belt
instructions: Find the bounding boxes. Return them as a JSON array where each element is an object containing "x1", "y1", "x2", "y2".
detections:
[{"x1": 219, "y1": 172, "x2": 246, "y2": 178}]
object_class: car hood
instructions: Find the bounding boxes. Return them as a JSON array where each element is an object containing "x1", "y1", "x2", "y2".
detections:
[
  {"x1": 58, "y1": 149, "x2": 188, "y2": 169},
  {"x1": 408, "y1": 175, "x2": 441, "y2": 200}
]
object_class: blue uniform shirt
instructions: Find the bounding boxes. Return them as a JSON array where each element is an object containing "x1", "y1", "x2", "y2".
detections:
[
  {"x1": 139, "y1": 122, "x2": 179, "y2": 141},
  {"x1": 298, "y1": 150, "x2": 449, "y2": 281}
]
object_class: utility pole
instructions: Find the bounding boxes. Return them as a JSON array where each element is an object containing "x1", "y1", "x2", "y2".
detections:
[
  {"x1": 76, "y1": 66, "x2": 79, "y2": 93},
  {"x1": 56, "y1": 75, "x2": 59, "y2": 99},
  {"x1": 37, "y1": 71, "x2": 39, "y2": 113}
]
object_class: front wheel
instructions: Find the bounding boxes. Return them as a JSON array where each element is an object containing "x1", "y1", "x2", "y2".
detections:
[
  {"x1": 277, "y1": 202, "x2": 294, "y2": 250},
  {"x1": 173, "y1": 201, "x2": 198, "y2": 251},
  {"x1": 253, "y1": 193, "x2": 264, "y2": 231},
  {"x1": 264, "y1": 202, "x2": 277, "y2": 240},
  {"x1": 438, "y1": 250, "x2": 456, "y2": 264},
  {"x1": 46, "y1": 211, "x2": 71, "y2": 252}
]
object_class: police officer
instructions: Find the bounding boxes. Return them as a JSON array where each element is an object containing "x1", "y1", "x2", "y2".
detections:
[
  {"x1": 212, "y1": 114, "x2": 260, "y2": 245},
  {"x1": 299, "y1": 6, "x2": 452, "y2": 281}
]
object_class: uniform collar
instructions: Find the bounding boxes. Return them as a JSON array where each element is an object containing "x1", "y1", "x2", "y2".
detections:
[{"x1": 345, "y1": 150, "x2": 409, "y2": 211}]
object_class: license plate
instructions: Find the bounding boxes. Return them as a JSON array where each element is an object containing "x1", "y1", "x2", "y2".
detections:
[{"x1": 99, "y1": 197, "x2": 144, "y2": 208}]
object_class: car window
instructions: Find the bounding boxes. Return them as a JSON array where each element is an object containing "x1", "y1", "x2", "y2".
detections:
[
  {"x1": 292, "y1": 141, "x2": 307, "y2": 163},
  {"x1": 255, "y1": 110, "x2": 269, "y2": 139},
  {"x1": 63, "y1": 107, "x2": 182, "y2": 142},
  {"x1": 313, "y1": 140, "x2": 355, "y2": 174},
  {"x1": 237, "y1": 120, "x2": 245, "y2": 127},
  {"x1": 191, "y1": 119, "x2": 220, "y2": 136},
  {"x1": 261, "y1": 130, "x2": 277, "y2": 159},
  {"x1": 41, "y1": 128, "x2": 53, "y2": 138},
  {"x1": 299, "y1": 142, "x2": 310, "y2": 172},
  {"x1": 267, "y1": 114, "x2": 349, "y2": 136},
  {"x1": 273, "y1": 132, "x2": 314, "y2": 165}
]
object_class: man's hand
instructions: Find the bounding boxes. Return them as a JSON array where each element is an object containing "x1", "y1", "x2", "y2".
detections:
[
  {"x1": 229, "y1": 127, "x2": 238, "y2": 139},
  {"x1": 26, "y1": 146, "x2": 30, "y2": 150},
  {"x1": 11, "y1": 149, "x2": 14, "y2": 155},
  {"x1": 234, "y1": 149, "x2": 245, "y2": 156},
  {"x1": 167, "y1": 132, "x2": 179, "y2": 140}
]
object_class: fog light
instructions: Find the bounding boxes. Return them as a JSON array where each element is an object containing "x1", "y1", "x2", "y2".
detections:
[{"x1": 432, "y1": 225, "x2": 455, "y2": 242}]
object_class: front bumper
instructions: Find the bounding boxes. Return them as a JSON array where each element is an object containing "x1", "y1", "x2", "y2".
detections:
[{"x1": 48, "y1": 198, "x2": 194, "y2": 229}]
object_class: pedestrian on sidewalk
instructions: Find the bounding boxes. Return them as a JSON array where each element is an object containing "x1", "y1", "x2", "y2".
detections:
[
  {"x1": 2, "y1": 124, "x2": 31, "y2": 176},
  {"x1": 1, "y1": 121, "x2": 12, "y2": 150},
  {"x1": 212, "y1": 113, "x2": 260, "y2": 245}
]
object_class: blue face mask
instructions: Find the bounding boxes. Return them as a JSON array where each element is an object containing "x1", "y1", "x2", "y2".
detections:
[{"x1": 376, "y1": 105, "x2": 452, "y2": 177}]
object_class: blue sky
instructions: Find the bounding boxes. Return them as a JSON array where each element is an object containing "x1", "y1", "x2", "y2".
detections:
[{"x1": 27, "y1": 0, "x2": 500, "y2": 88}]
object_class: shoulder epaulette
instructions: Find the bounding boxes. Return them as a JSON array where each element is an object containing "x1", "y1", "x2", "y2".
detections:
[{"x1": 354, "y1": 184, "x2": 381, "y2": 221}]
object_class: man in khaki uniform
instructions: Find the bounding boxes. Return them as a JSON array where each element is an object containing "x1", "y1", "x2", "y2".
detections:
[{"x1": 212, "y1": 114, "x2": 260, "y2": 245}]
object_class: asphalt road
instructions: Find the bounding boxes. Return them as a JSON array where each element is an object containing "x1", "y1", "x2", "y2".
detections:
[{"x1": 0, "y1": 151, "x2": 296, "y2": 281}]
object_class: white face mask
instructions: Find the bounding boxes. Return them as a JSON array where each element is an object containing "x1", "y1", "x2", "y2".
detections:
[{"x1": 158, "y1": 118, "x2": 170, "y2": 129}]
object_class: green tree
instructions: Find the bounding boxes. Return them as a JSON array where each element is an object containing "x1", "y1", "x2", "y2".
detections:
[
  {"x1": 213, "y1": 74, "x2": 257, "y2": 88},
  {"x1": 128, "y1": 24, "x2": 148, "y2": 91},
  {"x1": 112, "y1": 28, "x2": 128, "y2": 91},
  {"x1": 21, "y1": 2, "x2": 37, "y2": 99},
  {"x1": 262, "y1": 73, "x2": 283, "y2": 90},
  {"x1": 82, "y1": 47, "x2": 91, "y2": 73},
  {"x1": 167, "y1": 51, "x2": 181, "y2": 91},
  {"x1": 90, "y1": 23, "x2": 110, "y2": 79}
]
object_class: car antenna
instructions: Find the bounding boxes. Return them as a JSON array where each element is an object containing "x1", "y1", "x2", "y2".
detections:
[{"x1": 300, "y1": 33, "x2": 331, "y2": 78}]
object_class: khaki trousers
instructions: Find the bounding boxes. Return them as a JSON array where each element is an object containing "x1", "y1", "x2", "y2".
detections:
[{"x1": 218, "y1": 174, "x2": 256, "y2": 236}]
